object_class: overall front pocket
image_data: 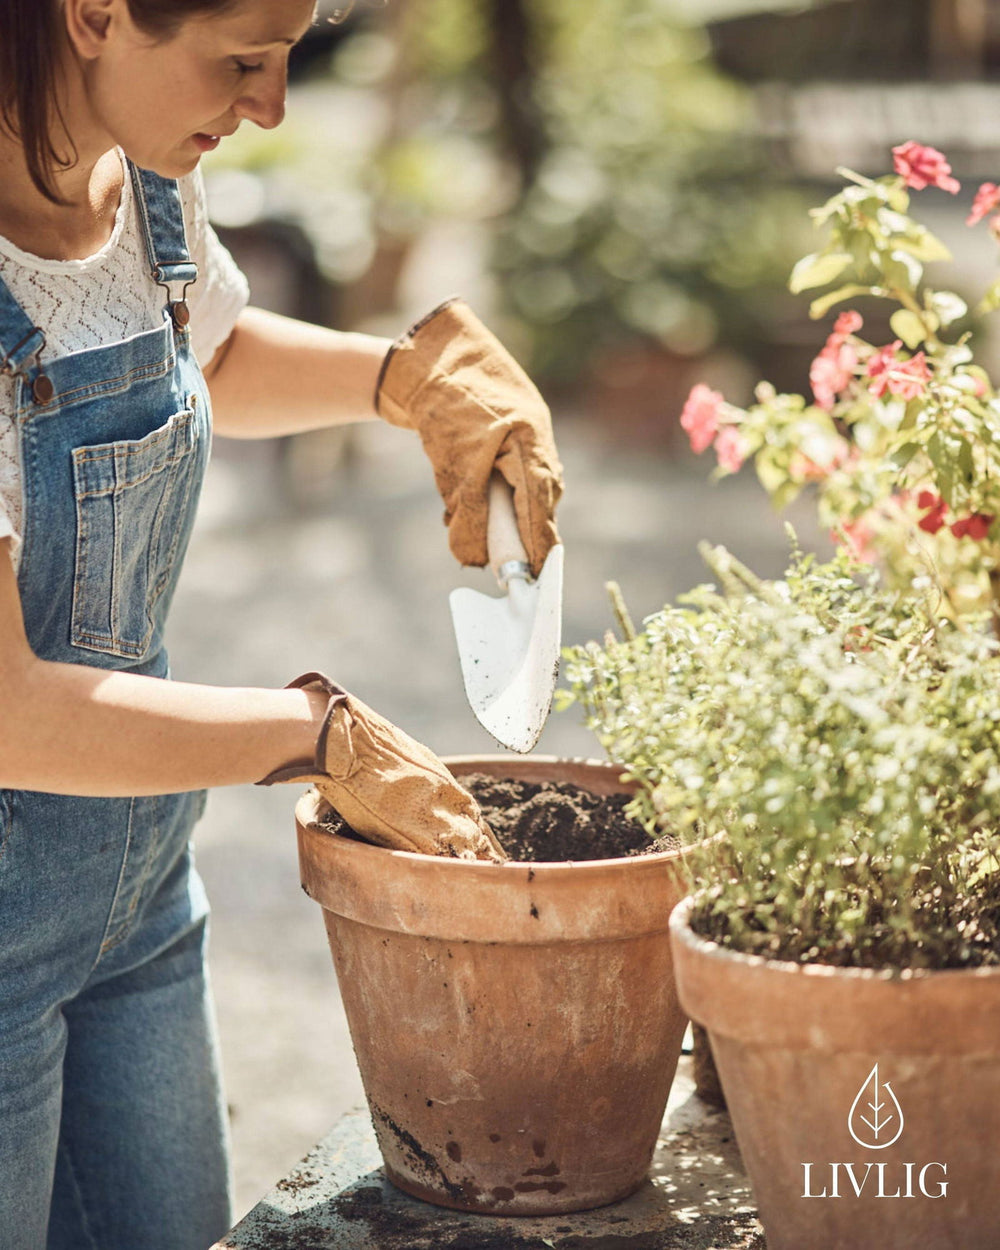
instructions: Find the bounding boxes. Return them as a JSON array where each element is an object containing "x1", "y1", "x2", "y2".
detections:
[{"x1": 71, "y1": 409, "x2": 199, "y2": 659}]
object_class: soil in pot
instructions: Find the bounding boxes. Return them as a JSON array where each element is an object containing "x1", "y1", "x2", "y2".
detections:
[
  {"x1": 689, "y1": 867, "x2": 1000, "y2": 971},
  {"x1": 322, "y1": 774, "x2": 682, "y2": 862}
]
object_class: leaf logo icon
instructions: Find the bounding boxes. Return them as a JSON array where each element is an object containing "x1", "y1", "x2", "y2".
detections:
[{"x1": 848, "y1": 1062, "x2": 904, "y2": 1150}]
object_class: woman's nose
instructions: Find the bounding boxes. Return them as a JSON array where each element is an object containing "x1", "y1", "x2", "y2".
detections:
[{"x1": 235, "y1": 67, "x2": 287, "y2": 130}]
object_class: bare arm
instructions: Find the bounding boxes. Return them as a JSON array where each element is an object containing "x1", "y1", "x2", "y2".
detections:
[
  {"x1": 0, "y1": 539, "x2": 327, "y2": 796},
  {"x1": 203, "y1": 306, "x2": 395, "y2": 439}
]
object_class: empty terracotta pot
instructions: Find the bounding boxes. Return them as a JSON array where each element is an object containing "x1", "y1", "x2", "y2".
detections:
[
  {"x1": 296, "y1": 755, "x2": 694, "y2": 1215},
  {"x1": 670, "y1": 894, "x2": 1000, "y2": 1250}
]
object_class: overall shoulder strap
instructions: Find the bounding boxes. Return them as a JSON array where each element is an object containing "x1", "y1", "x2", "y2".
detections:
[
  {"x1": 129, "y1": 162, "x2": 199, "y2": 322},
  {"x1": 0, "y1": 270, "x2": 46, "y2": 381}
]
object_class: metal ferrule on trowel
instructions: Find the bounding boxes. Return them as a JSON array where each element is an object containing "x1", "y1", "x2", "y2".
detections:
[{"x1": 449, "y1": 473, "x2": 564, "y2": 753}]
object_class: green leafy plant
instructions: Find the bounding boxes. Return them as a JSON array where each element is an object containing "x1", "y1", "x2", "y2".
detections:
[
  {"x1": 681, "y1": 142, "x2": 1000, "y2": 626},
  {"x1": 561, "y1": 540, "x2": 1000, "y2": 969}
]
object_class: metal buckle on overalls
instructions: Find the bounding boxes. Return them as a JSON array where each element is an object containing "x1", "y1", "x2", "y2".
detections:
[
  {"x1": 1, "y1": 327, "x2": 53, "y2": 404},
  {"x1": 152, "y1": 269, "x2": 194, "y2": 331}
]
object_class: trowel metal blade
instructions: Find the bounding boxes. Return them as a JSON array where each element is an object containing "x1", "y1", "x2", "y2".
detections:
[{"x1": 450, "y1": 544, "x2": 564, "y2": 753}]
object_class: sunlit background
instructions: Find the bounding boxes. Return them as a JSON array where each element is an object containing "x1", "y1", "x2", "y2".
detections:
[{"x1": 170, "y1": 0, "x2": 1000, "y2": 1218}]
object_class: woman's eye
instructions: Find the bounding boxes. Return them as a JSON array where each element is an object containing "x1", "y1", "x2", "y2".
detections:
[{"x1": 233, "y1": 59, "x2": 265, "y2": 75}]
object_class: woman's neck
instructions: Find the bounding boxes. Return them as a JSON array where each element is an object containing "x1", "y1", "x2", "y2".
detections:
[
  {"x1": 0, "y1": 52, "x2": 124, "y2": 263},
  {"x1": 0, "y1": 134, "x2": 123, "y2": 263}
]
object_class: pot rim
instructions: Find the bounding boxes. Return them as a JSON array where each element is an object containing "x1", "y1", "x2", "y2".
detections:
[
  {"x1": 297, "y1": 756, "x2": 698, "y2": 942},
  {"x1": 670, "y1": 893, "x2": 1000, "y2": 984}
]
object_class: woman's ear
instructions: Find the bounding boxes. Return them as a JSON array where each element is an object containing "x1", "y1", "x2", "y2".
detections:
[{"x1": 63, "y1": 0, "x2": 119, "y2": 61}]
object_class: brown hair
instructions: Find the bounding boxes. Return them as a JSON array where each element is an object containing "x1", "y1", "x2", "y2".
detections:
[{"x1": 0, "y1": 0, "x2": 242, "y2": 204}]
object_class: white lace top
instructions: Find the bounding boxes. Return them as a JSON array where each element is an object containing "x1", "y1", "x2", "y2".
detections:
[{"x1": 0, "y1": 153, "x2": 249, "y2": 571}]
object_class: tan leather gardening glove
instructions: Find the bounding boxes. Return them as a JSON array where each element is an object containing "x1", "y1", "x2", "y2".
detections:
[
  {"x1": 257, "y1": 673, "x2": 507, "y2": 863},
  {"x1": 375, "y1": 297, "x2": 563, "y2": 577}
]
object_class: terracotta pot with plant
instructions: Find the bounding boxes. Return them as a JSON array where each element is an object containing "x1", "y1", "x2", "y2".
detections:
[
  {"x1": 563, "y1": 147, "x2": 1000, "y2": 1245},
  {"x1": 564, "y1": 538, "x2": 1000, "y2": 1250}
]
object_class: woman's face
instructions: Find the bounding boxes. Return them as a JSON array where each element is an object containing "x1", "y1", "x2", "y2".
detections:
[{"x1": 71, "y1": 0, "x2": 317, "y2": 177}]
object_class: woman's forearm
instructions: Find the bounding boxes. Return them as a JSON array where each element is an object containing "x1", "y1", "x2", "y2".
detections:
[
  {"x1": 0, "y1": 654, "x2": 327, "y2": 796},
  {"x1": 204, "y1": 306, "x2": 395, "y2": 439}
]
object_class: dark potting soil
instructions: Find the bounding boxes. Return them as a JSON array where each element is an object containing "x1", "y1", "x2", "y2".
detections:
[
  {"x1": 320, "y1": 775, "x2": 679, "y2": 862},
  {"x1": 463, "y1": 774, "x2": 679, "y2": 862},
  {"x1": 691, "y1": 870, "x2": 1000, "y2": 971}
]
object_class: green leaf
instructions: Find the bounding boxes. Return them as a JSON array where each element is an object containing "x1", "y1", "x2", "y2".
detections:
[
  {"x1": 889, "y1": 442, "x2": 920, "y2": 472},
  {"x1": 939, "y1": 342, "x2": 974, "y2": 370},
  {"x1": 809, "y1": 284, "x2": 873, "y2": 320},
  {"x1": 927, "y1": 431, "x2": 960, "y2": 504},
  {"x1": 754, "y1": 447, "x2": 790, "y2": 496},
  {"x1": 883, "y1": 250, "x2": 923, "y2": 292},
  {"x1": 958, "y1": 436, "x2": 974, "y2": 485},
  {"x1": 877, "y1": 209, "x2": 912, "y2": 235},
  {"x1": 928, "y1": 290, "x2": 967, "y2": 327},
  {"x1": 789, "y1": 252, "x2": 854, "y2": 295},
  {"x1": 978, "y1": 279, "x2": 1000, "y2": 315},
  {"x1": 770, "y1": 479, "x2": 804, "y2": 511},
  {"x1": 886, "y1": 184, "x2": 911, "y2": 214},
  {"x1": 900, "y1": 399, "x2": 922, "y2": 431},
  {"x1": 895, "y1": 230, "x2": 952, "y2": 263},
  {"x1": 890, "y1": 309, "x2": 928, "y2": 350}
]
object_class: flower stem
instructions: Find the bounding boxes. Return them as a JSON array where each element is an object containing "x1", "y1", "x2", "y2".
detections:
[{"x1": 606, "y1": 581, "x2": 636, "y2": 641}]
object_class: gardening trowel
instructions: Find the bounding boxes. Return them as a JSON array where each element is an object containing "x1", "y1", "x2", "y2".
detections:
[{"x1": 450, "y1": 473, "x2": 563, "y2": 753}]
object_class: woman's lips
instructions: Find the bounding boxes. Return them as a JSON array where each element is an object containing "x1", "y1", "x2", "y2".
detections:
[{"x1": 192, "y1": 133, "x2": 222, "y2": 152}]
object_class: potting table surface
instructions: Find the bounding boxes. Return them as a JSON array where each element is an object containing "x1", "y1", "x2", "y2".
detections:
[{"x1": 210, "y1": 1054, "x2": 765, "y2": 1250}]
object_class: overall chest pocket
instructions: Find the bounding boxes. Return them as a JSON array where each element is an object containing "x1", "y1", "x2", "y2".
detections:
[{"x1": 71, "y1": 408, "x2": 200, "y2": 660}]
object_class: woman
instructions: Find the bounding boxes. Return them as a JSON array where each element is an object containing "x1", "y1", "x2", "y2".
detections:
[{"x1": 0, "y1": 2, "x2": 562, "y2": 1247}]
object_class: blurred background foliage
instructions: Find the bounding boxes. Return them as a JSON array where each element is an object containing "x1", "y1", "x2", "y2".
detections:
[
  {"x1": 202, "y1": 0, "x2": 1000, "y2": 434},
  {"x1": 387, "y1": 0, "x2": 807, "y2": 385}
]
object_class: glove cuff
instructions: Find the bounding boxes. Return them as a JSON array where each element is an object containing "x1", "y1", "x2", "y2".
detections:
[
  {"x1": 254, "y1": 672, "x2": 348, "y2": 787},
  {"x1": 374, "y1": 295, "x2": 476, "y2": 428}
]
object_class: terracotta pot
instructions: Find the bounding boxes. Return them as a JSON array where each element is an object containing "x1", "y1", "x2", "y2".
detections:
[
  {"x1": 670, "y1": 895, "x2": 1000, "y2": 1250},
  {"x1": 296, "y1": 755, "x2": 694, "y2": 1215}
]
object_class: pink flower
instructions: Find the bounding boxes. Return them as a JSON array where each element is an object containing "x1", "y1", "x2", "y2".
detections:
[
  {"x1": 892, "y1": 141, "x2": 961, "y2": 195},
  {"x1": 867, "y1": 342, "x2": 931, "y2": 400},
  {"x1": 890, "y1": 351, "x2": 932, "y2": 401},
  {"x1": 809, "y1": 311, "x2": 862, "y2": 410},
  {"x1": 917, "y1": 491, "x2": 948, "y2": 534},
  {"x1": 810, "y1": 344, "x2": 857, "y2": 410},
  {"x1": 680, "y1": 384, "x2": 725, "y2": 454},
  {"x1": 838, "y1": 517, "x2": 877, "y2": 564},
  {"x1": 950, "y1": 513, "x2": 994, "y2": 541},
  {"x1": 967, "y1": 182, "x2": 1000, "y2": 226},
  {"x1": 713, "y1": 426, "x2": 747, "y2": 473},
  {"x1": 866, "y1": 341, "x2": 903, "y2": 396},
  {"x1": 832, "y1": 310, "x2": 863, "y2": 337}
]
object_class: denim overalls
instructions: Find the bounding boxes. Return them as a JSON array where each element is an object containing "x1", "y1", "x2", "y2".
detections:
[{"x1": 0, "y1": 164, "x2": 231, "y2": 1250}]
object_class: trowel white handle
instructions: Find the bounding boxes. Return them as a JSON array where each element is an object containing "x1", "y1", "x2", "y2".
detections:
[{"x1": 487, "y1": 472, "x2": 531, "y2": 586}]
